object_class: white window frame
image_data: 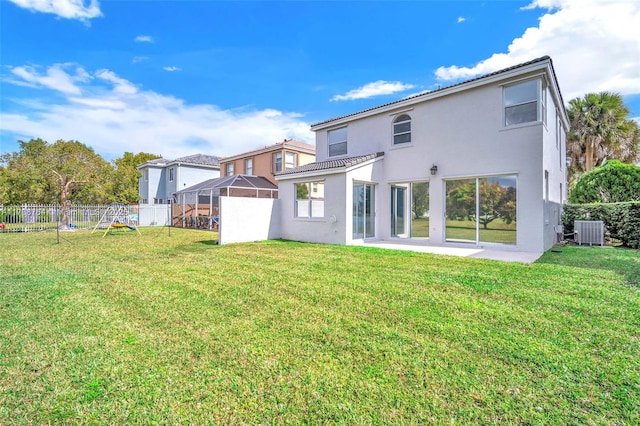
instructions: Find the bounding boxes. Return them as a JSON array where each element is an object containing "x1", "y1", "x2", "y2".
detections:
[
  {"x1": 273, "y1": 152, "x2": 283, "y2": 173},
  {"x1": 245, "y1": 158, "x2": 253, "y2": 175},
  {"x1": 143, "y1": 169, "x2": 149, "y2": 181},
  {"x1": 285, "y1": 152, "x2": 297, "y2": 169},
  {"x1": 328, "y1": 127, "x2": 347, "y2": 157},
  {"x1": 503, "y1": 78, "x2": 544, "y2": 127},
  {"x1": 226, "y1": 163, "x2": 234, "y2": 176},
  {"x1": 392, "y1": 114, "x2": 412, "y2": 145},
  {"x1": 295, "y1": 181, "x2": 325, "y2": 219}
]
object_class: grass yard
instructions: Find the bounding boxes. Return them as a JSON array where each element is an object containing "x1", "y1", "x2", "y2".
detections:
[{"x1": 1, "y1": 228, "x2": 638, "y2": 424}]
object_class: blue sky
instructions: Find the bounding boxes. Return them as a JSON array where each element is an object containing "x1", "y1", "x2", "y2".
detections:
[{"x1": 1, "y1": 0, "x2": 639, "y2": 161}]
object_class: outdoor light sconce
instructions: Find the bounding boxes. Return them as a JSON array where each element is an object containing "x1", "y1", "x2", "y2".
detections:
[{"x1": 430, "y1": 164, "x2": 438, "y2": 175}]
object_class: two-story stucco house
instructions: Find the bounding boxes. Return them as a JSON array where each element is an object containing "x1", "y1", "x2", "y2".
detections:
[
  {"x1": 219, "y1": 139, "x2": 316, "y2": 185},
  {"x1": 137, "y1": 154, "x2": 221, "y2": 205},
  {"x1": 275, "y1": 56, "x2": 568, "y2": 254}
]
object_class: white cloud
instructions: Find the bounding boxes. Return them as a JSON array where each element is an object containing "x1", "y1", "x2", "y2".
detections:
[
  {"x1": 135, "y1": 35, "x2": 154, "y2": 43},
  {"x1": 435, "y1": 0, "x2": 640, "y2": 101},
  {"x1": 457, "y1": 16, "x2": 467, "y2": 23},
  {"x1": 331, "y1": 80, "x2": 416, "y2": 101},
  {"x1": 2, "y1": 63, "x2": 314, "y2": 159},
  {"x1": 9, "y1": 0, "x2": 102, "y2": 21},
  {"x1": 163, "y1": 66, "x2": 182, "y2": 72},
  {"x1": 132, "y1": 56, "x2": 149, "y2": 64},
  {"x1": 9, "y1": 63, "x2": 89, "y2": 95}
]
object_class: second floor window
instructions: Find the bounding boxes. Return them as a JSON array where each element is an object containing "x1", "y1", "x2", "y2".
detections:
[
  {"x1": 393, "y1": 114, "x2": 411, "y2": 145},
  {"x1": 504, "y1": 79, "x2": 544, "y2": 126},
  {"x1": 143, "y1": 169, "x2": 149, "y2": 181},
  {"x1": 285, "y1": 152, "x2": 297, "y2": 169},
  {"x1": 245, "y1": 158, "x2": 253, "y2": 175},
  {"x1": 169, "y1": 167, "x2": 175, "y2": 182},
  {"x1": 274, "y1": 152, "x2": 283, "y2": 172},
  {"x1": 328, "y1": 127, "x2": 347, "y2": 157},
  {"x1": 226, "y1": 163, "x2": 234, "y2": 176}
]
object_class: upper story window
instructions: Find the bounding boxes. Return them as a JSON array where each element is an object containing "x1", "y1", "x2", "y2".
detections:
[
  {"x1": 393, "y1": 114, "x2": 411, "y2": 145},
  {"x1": 504, "y1": 79, "x2": 545, "y2": 126},
  {"x1": 328, "y1": 127, "x2": 347, "y2": 157},
  {"x1": 273, "y1": 152, "x2": 283, "y2": 172},
  {"x1": 143, "y1": 169, "x2": 149, "y2": 181},
  {"x1": 285, "y1": 152, "x2": 297, "y2": 169},
  {"x1": 245, "y1": 158, "x2": 253, "y2": 175},
  {"x1": 169, "y1": 167, "x2": 175, "y2": 182},
  {"x1": 226, "y1": 163, "x2": 234, "y2": 176}
]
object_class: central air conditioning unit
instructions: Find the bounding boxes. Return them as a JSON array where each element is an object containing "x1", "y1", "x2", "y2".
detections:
[{"x1": 574, "y1": 220, "x2": 605, "y2": 246}]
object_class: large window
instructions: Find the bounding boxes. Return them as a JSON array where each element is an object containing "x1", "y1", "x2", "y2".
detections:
[
  {"x1": 245, "y1": 158, "x2": 253, "y2": 175},
  {"x1": 295, "y1": 181, "x2": 324, "y2": 218},
  {"x1": 273, "y1": 152, "x2": 283, "y2": 172},
  {"x1": 328, "y1": 127, "x2": 347, "y2": 157},
  {"x1": 353, "y1": 183, "x2": 375, "y2": 239},
  {"x1": 393, "y1": 114, "x2": 411, "y2": 145},
  {"x1": 504, "y1": 79, "x2": 543, "y2": 126},
  {"x1": 226, "y1": 163, "x2": 234, "y2": 176},
  {"x1": 445, "y1": 176, "x2": 517, "y2": 245},
  {"x1": 285, "y1": 152, "x2": 297, "y2": 169}
]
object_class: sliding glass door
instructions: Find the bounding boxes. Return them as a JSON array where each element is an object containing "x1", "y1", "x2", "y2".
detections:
[
  {"x1": 445, "y1": 176, "x2": 517, "y2": 245},
  {"x1": 391, "y1": 182, "x2": 430, "y2": 239},
  {"x1": 353, "y1": 183, "x2": 375, "y2": 239},
  {"x1": 390, "y1": 185, "x2": 407, "y2": 237}
]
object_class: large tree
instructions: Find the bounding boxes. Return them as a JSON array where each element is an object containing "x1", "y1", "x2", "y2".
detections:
[
  {"x1": 0, "y1": 139, "x2": 113, "y2": 228},
  {"x1": 567, "y1": 92, "x2": 640, "y2": 184},
  {"x1": 109, "y1": 152, "x2": 161, "y2": 204}
]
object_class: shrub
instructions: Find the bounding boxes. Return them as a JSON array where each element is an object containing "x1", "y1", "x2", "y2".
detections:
[
  {"x1": 570, "y1": 160, "x2": 640, "y2": 204},
  {"x1": 563, "y1": 202, "x2": 640, "y2": 249}
]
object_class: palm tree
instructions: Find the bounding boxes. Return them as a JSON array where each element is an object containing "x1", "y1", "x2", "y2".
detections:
[{"x1": 567, "y1": 92, "x2": 640, "y2": 184}]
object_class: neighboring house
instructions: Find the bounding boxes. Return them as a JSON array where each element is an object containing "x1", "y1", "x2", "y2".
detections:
[
  {"x1": 219, "y1": 139, "x2": 316, "y2": 185},
  {"x1": 275, "y1": 56, "x2": 568, "y2": 254},
  {"x1": 137, "y1": 154, "x2": 221, "y2": 205}
]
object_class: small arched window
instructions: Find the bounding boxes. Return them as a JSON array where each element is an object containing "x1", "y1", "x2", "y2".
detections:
[{"x1": 393, "y1": 114, "x2": 411, "y2": 145}]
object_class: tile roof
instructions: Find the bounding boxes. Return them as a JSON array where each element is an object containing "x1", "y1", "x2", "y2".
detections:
[
  {"x1": 312, "y1": 56, "x2": 556, "y2": 128},
  {"x1": 172, "y1": 154, "x2": 221, "y2": 167},
  {"x1": 276, "y1": 152, "x2": 384, "y2": 176},
  {"x1": 219, "y1": 139, "x2": 315, "y2": 162}
]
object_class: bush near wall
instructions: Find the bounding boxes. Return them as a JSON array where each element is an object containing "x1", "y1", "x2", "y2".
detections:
[{"x1": 563, "y1": 202, "x2": 640, "y2": 249}]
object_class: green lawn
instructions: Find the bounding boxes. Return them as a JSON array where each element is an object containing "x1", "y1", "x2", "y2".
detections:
[{"x1": 1, "y1": 228, "x2": 638, "y2": 424}]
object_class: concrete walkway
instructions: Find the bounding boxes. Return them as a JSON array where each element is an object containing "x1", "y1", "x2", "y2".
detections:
[{"x1": 357, "y1": 240, "x2": 543, "y2": 264}]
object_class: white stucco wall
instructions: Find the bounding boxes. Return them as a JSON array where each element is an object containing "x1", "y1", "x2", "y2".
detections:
[
  {"x1": 138, "y1": 166, "x2": 166, "y2": 204},
  {"x1": 310, "y1": 74, "x2": 566, "y2": 252},
  {"x1": 177, "y1": 166, "x2": 220, "y2": 194},
  {"x1": 218, "y1": 197, "x2": 280, "y2": 245},
  {"x1": 282, "y1": 60, "x2": 567, "y2": 253},
  {"x1": 278, "y1": 172, "x2": 347, "y2": 245}
]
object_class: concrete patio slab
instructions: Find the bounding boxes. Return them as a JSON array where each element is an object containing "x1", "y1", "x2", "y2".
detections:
[{"x1": 356, "y1": 240, "x2": 542, "y2": 264}]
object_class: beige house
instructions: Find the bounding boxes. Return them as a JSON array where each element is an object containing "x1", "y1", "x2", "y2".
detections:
[{"x1": 219, "y1": 139, "x2": 315, "y2": 185}]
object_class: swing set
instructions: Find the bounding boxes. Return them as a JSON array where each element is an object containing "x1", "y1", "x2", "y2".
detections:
[{"x1": 91, "y1": 204, "x2": 141, "y2": 237}]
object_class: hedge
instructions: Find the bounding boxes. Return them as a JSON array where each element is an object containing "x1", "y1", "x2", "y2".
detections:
[{"x1": 563, "y1": 202, "x2": 640, "y2": 249}]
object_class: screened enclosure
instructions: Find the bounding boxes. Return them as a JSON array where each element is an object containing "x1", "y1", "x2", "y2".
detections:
[{"x1": 172, "y1": 175, "x2": 278, "y2": 230}]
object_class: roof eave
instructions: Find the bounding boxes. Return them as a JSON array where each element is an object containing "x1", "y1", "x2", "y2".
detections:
[
  {"x1": 311, "y1": 57, "x2": 556, "y2": 131},
  {"x1": 275, "y1": 155, "x2": 383, "y2": 181}
]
